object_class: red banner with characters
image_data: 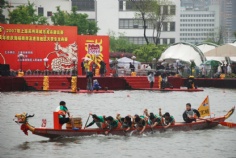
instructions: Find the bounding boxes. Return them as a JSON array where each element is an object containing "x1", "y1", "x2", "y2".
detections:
[
  {"x1": 77, "y1": 35, "x2": 109, "y2": 75},
  {"x1": 0, "y1": 24, "x2": 109, "y2": 76}
]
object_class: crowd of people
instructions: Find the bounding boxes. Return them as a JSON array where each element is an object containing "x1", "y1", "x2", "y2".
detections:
[{"x1": 56, "y1": 101, "x2": 201, "y2": 134}]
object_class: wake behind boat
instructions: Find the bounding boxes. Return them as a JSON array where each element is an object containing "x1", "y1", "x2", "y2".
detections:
[{"x1": 14, "y1": 106, "x2": 235, "y2": 139}]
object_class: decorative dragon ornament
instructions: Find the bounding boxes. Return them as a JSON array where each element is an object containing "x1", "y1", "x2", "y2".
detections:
[{"x1": 14, "y1": 113, "x2": 35, "y2": 135}]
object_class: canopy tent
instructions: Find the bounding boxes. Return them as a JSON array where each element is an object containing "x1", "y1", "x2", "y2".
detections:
[
  {"x1": 117, "y1": 57, "x2": 141, "y2": 69},
  {"x1": 159, "y1": 42, "x2": 206, "y2": 66},
  {"x1": 197, "y1": 43, "x2": 218, "y2": 54},
  {"x1": 204, "y1": 43, "x2": 236, "y2": 62},
  {"x1": 201, "y1": 60, "x2": 221, "y2": 67}
]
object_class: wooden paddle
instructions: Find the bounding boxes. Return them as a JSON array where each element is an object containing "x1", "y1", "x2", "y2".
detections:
[
  {"x1": 84, "y1": 114, "x2": 91, "y2": 129},
  {"x1": 220, "y1": 122, "x2": 236, "y2": 128}
]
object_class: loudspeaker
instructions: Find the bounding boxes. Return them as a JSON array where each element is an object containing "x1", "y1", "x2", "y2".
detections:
[{"x1": 0, "y1": 64, "x2": 10, "y2": 76}]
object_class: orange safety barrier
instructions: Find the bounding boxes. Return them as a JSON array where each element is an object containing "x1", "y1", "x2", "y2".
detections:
[{"x1": 53, "y1": 112, "x2": 62, "y2": 130}]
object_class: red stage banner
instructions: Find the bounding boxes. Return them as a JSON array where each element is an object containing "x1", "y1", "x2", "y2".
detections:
[
  {"x1": 0, "y1": 24, "x2": 109, "y2": 76},
  {"x1": 77, "y1": 35, "x2": 110, "y2": 75}
]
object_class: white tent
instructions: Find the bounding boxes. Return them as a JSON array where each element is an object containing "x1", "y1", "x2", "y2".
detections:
[
  {"x1": 204, "y1": 43, "x2": 236, "y2": 62},
  {"x1": 197, "y1": 43, "x2": 218, "y2": 54},
  {"x1": 159, "y1": 42, "x2": 206, "y2": 66},
  {"x1": 117, "y1": 57, "x2": 141, "y2": 69}
]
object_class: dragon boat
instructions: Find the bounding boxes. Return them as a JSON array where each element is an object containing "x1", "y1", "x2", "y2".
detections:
[
  {"x1": 135, "y1": 88, "x2": 204, "y2": 92},
  {"x1": 14, "y1": 106, "x2": 235, "y2": 139}
]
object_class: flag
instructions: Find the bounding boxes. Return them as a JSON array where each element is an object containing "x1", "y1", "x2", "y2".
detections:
[{"x1": 198, "y1": 96, "x2": 210, "y2": 118}]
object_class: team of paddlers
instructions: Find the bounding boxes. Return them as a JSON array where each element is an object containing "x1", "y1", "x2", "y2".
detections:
[{"x1": 56, "y1": 101, "x2": 200, "y2": 134}]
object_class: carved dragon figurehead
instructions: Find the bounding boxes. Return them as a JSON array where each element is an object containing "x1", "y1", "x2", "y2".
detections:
[{"x1": 14, "y1": 113, "x2": 35, "y2": 135}]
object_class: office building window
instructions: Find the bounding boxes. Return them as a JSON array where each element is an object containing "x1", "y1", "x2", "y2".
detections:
[
  {"x1": 38, "y1": 7, "x2": 44, "y2": 16},
  {"x1": 163, "y1": 38, "x2": 167, "y2": 44},
  {"x1": 170, "y1": 38, "x2": 175, "y2": 44},
  {"x1": 119, "y1": 19, "x2": 154, "y2": 29},
  {"x1": 72, "y1": 0, "x2": 95, "y2": 11},
  {"x1": 126, "y1": 1, "x2": 137, "y2": 11},
  {"x1": 119, "y1": 1, "x2": 123, "y2": 10},
  {"x1": 47, "y1": 11, "x2": 52, "y2": 17},
  {"x1": 162, "y1": 22, "x2": 168, "y2": 31},
  {"x1": 170, "y1": 22, "x2": 175, "y2": 31},
  {"x1": 170, "y1": 5, "x2": 175, "y2": 15},
  {"x1": 163, "y1": 5, "x2": 168, "y2": 15},
  {"x1": 126, "y1": 37, "x2": 174, "y2": 45}
]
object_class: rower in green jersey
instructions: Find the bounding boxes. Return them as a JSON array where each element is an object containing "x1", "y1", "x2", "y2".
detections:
[
  {"x1": 144, "y1": 109, "x2": 162, "y2": 127},
  {"x1": 104, "y1": 116, "x2": 121, "y2": 135},
  {"x1": 162, "y1": 112, "x2": 175, "y2": 129},
  {"x1": 86, "y1": 113, "x2": 107, "y2": 129},
  {"x1": 116, "y1": 114, "x2": 132, "y2": 132},
  {"x1": 134, "y1": 115, "x2": 146, "y2": 135}
]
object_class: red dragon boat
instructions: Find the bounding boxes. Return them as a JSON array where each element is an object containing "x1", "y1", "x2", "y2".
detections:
[
  {"x1": 14, "y1": 106, "x2": 235, "y2": 139},
  {"x1": 135, "y1": 88, "x2": 204, "y2": 92}
]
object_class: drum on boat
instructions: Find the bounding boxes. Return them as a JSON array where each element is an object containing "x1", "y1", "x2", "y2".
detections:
[{"x1": 66, "y1": 117, "x2": 83, "y2": 129}]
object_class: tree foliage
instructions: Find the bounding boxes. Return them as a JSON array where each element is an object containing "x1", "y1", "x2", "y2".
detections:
[
  {"x1": 131, "y1": 0, "x2": 174, "y2": 45},
  {"x1": 51, "y1": 6, "x2": 99, "y2": 35},
  {"x1": 133, "y1": 44, "x2": 167, "y2": 62},
  {"x1": 131, "y1": 0, "x2": 158, "y2": 45},
  {"x1": 109, "y1": 31, "x2": 140, "y2": 53},
  {"x1": 8, "y1": 1, "x2": 48, "y2": 25},
  {"x1": 205, "y1": 26, "x2": 227, "y2": 45},
  {"x1": 0, "y1": 0, "x2": 11, "y2": 23},
  {"x1": 150, "y1": 0, "x2": 174, "y2": 45}
]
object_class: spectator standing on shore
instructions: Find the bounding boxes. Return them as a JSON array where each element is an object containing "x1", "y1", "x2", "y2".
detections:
[
  {"x1": 147, "y1": 72, "x2": 155, "y2": 88},
  {"x1": 227, "y1": 64, "x2": 232, "y2": 74}
]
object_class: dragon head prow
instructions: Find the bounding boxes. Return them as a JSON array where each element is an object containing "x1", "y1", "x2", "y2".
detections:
[
  {"x1": 15, "y1": 113, "x2": 35, "y2": 124},
  {"x1": 224, "y1": 106, "x2": 235, "y2": 120}
]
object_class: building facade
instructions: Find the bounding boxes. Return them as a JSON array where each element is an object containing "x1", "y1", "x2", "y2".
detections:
[
  {"x1": 180, "y1": 0, "x2": 220, "y2": 44},
  {"x1": 73, "y1": 0, "x2": 180, "y2": 45},
  {"x1": 3, "y1": 0, "x2": 180, "y2": 45},
  {"x1": 2, "y1": 0, "x2": 71, "y2": 23},
  {"x1": 215, "y1": 0, "x2": 236, "y2": 43}
]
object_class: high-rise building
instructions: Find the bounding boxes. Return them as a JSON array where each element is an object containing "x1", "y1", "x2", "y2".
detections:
[
  {"x1": 180, "y1": 0, "x2": 220, "y2": 44},
  {"x1": 214, "y1": 0, "x2": 236, "y2": 43}
]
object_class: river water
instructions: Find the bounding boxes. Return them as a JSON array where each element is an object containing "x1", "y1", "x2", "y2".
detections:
[{"x1": 0, "y1": 88, "x2": 236, "y2": 158}]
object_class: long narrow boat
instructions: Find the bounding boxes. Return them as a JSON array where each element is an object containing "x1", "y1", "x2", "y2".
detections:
[
  {"x1": 60, "y1": 89, "x2": 114, "y2": 93},
  {"x1": 14, "y1": 106, "x2": 234, "y2": 139},
  {"x1": 134, "y1": 88, "x2": 203, "y2": 92}
]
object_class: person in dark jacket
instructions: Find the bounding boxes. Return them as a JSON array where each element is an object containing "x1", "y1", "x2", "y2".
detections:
[{"x1": 183, "y1": 103, "x2": 200, "y2": 123}]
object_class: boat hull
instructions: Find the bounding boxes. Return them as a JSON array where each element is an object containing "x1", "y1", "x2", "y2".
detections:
[
  {"x1": 32, "y1": 116, "x2": 225, "y2": 139},
  {"x1": 134, "y1": 88, "x2": 203, "y2": 92},
  {"x1": 60, "y1": 90, "x2": 114, "y2": 93}
]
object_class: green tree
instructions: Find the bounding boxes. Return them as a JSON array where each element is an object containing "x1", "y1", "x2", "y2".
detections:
[
  {"x1": 0, "y1": 0, "x2": 11, "y2": 23},
  {"x1": 109, "y1": 31, "x2": 140, "y2": 53},
  {"x1": 8, "y1": 1, "x2": 48, "y2": 25},
  {"x1": 51, "y1": 6, "x2": 99, "y2": 35},
  {"x1": 234, "y1": 31, "x2": 236, "y2": 38},
  {"x1": 131, "y1": 0, "x2": 158, "y2": 45},
  {"x1": 150, "y1": 0, "x2": 174, "y2": 45},
  {"x1": 133, "y1": 44, "x2": 167, "y2": 62},
  {"x1": 131, "y1": 0, "x2": 174, "y2": 45}
]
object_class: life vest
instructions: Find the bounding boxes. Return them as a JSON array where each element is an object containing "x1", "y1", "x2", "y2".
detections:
[
  {"x1": 55, "y1": 106, "x2": 66, "y2": 116},
  {"x1": 164, "y1": 116, "x2": 175, "y2": 125},
  {"x1": 136, "y1": 119, "x2": 146, "y2": 127},
  {"x1": 185, "y1": 108, "x2": 196, "y2": 118}
]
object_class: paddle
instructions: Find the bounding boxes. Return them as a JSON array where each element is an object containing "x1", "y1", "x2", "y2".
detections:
[
  {"x1": 84, "y1": 114, "x2": 91, "y2": 129},
  {"x1": 220, "y1": 122, "x2": 236, "y2": 128}
]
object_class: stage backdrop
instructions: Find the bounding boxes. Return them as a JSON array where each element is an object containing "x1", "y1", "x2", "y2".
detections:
[
  {"x1": 0, "y1": 24, "x2": 109, "y2": 75},
  {"x1": 77, "y1": 35, "x2": 109, "y2": 75}
]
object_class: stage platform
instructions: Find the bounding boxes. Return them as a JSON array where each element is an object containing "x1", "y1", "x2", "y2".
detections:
[{"x1": 1, "y1": 75, "x2": 236, "y2": 92}]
